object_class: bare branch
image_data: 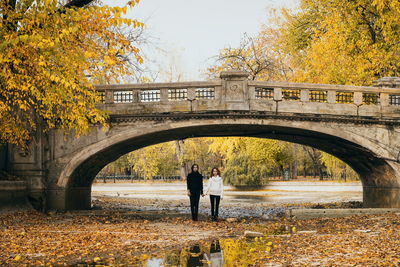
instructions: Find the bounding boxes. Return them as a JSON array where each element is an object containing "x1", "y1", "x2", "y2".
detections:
[
  {"x1": 63, "y1": 0, "x2": 95, "y2": 8},
  {"x1": 8, "y1": 0, "x2": 17, "y2": 9}
]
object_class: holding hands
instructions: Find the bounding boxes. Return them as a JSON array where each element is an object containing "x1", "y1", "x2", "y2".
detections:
[{"x1": 187, "y1": 190, "x2": 204, "y2": 197}]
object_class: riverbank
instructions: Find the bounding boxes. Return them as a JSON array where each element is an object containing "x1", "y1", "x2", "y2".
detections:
[
  {"x1": 1, "y1": 202, "x2": 400, "y2": 266},
  {"x1": 91, "y1": 195, "x2": 364, "y2": 220},
  {"x1": 92, "y1": 181, "x2": 362, "y2": 209}
]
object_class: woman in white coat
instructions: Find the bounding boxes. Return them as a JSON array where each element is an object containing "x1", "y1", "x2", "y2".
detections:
[{"x1": 205, "y1": 167, "x2": 224, "y2": 221}]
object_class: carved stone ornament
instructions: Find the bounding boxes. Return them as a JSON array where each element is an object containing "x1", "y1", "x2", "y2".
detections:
[
  {"x1": 226, "y1": 82, "x2": 244, "y2": 101},
  {"x1": 18, "y1": 149, "x2": 30, "y2": 157}
]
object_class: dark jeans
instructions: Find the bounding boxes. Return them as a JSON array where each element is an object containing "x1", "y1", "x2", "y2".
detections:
[
  {"x1": 189, "y1": 191, "x2": 201, "y2": 220},
  {"x1": 210, "y1": 195, "x2": 221, "y2": 218}
]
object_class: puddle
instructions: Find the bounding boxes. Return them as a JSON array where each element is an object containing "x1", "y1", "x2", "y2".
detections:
[
  {"x1": 146, "y1": 241, "x2": 223, "y2": 267},
  {"x1": 76, "y1": 237, "x2": 273, "y2": 266}
]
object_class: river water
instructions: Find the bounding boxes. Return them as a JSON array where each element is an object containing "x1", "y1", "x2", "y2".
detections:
[{"x1": 92, "y1": 181, "x2": 362, "y2": 205}]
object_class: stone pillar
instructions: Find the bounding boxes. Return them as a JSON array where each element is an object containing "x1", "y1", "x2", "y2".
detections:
[
  {"x1": 132, "y1": 90, "x2": 139, "y2": 103},
  {"x1": 373, "y1": 77, "x2": 400, "y2": 107},
  {"x1": 105, "y1": 90, "x2": 114, "y2": 104},
  {"x1": 47, "y1": 186, "x2": 92, "y2": 210},
  {"x1": 354, "y1": 92, "x2": 363, "y2": 105},
  {"x1": 46, "y1": 187, "x2": 68, "y2": 210},
  {"x1": 274, "y1": 88, "x2": 282, "y2": 101},
  {"x1": 300, "y1": 89, "x2": 309, "y2": 102},
  {"x1": 327, "y1": 91, "x2": 336, "y2": 104},
  {"x1": 380, "y1": 93, "x2": 390, "y2": 106},
  {"x1": 220, "y1": 70, "x2": 250, "y2": 110},
  {"x1": 363, "y1": 187, "x2": 400, "y2": 208},
  {"x1": 66, "y1": 187, "x2": 92, "y2": 210},
  {"x1": 8, "y1": 129, "x2": 46, "y2": 209},
  {"x1": 214, "y1": 85, "x2": 223, "y2": 102},
  {"x1": 361, "y1": 159, "x2": 400, "y2": 208},
  {"x1": 187, "y1": 88, "x2": 196, "y2": 100},
  {"x1": 373, "y1": 77, "x2": 400, "y2": 88},
  {"x1": 160, "y1": 88, "x2": 169, "y2": 103},
  {"x1": 248, "y1": 86, "x2": 256, "y2": 100}
]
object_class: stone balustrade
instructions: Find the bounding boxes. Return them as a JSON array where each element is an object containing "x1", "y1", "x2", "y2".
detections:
[
  {"x1": 94, "y1": 71, "x2": 400, "y2": 119},
  {"x1": 95, "y1": 81, "x2": 400, "y2": 106}
]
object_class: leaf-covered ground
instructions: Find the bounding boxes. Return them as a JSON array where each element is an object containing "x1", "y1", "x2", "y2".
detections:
[
  {"x1": 0, "y1": 210, "x2": 249, "y2": 266},
  {"x1": 256, "y1": 215, "x2": 400, "y2": 266},
  {"x1": 1, "y1": 199, "x2": 400, "y2": 266}
]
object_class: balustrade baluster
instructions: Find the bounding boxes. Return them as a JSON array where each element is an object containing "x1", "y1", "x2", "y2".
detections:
[
  {"x1": 187, "y1": 88, "x2": 196, "y2": 100},
  {"x1": 354, "y1": 92, "x2": 363, "y2": 105},
  {"x1": 327, "y1": 91, "x2": 336, "y2": 104},
  {"x1": 160, "y1": 88, "x2": 168, "y2": 102},
  {"x1": 274, "y1": 87, "x2": 282, "y2": 101},
  {"x1": 105, "y1": 90, "x2": 114, "y2": 104},
  {"x1": 300, "y1": 89, "x2": 309, "y2": 102},
  {"x1": 380, "y1": 93, "x2": 389, "y2": 106}
]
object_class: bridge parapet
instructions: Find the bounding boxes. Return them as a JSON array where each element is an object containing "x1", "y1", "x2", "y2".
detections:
[{"x1": 95, "y1": 71, "x2": 400, "y2": 119}]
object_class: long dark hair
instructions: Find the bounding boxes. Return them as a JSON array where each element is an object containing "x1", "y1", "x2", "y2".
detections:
[
  {"x1": 191, "y1": 164, "x2": 199, "y2": 173},
  {"x1": 210, "y1": 167, "x2": 221, "y2": 177}
]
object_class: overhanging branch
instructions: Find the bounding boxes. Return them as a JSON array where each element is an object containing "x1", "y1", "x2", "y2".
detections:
[{"x1": 63, "y1": 0, "x2": 95, "y2": 8}]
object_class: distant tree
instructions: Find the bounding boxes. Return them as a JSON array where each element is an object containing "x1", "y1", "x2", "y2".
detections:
[
  {"x1": 320, "y1": 152, "x2": 359, "y2": 181},
  {"x1": 127, "y1": 142, "x2": 178, "y2": 179},
  {"x1": 207, "y1": 33, "x2": 292, "y2": 81},
  {"x1": 209, "y1": 137, "x2": 287, "y2": 186}
]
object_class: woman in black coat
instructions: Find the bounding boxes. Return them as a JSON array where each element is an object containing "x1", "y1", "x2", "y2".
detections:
[{"x1": 186, "y1": 164, "x2": 204, "y2": 221}]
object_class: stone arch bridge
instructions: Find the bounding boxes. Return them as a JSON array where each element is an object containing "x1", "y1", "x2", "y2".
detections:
[{"x1": 6, "y1": 71, "x2": 400, "y2": 210}]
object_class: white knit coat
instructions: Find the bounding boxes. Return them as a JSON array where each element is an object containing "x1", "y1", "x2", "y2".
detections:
[{"x1": 205, "y1": 176, "x2": 224, "y2": 197}]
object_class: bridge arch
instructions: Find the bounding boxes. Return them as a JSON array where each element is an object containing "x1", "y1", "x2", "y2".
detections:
[{"x1": 47, "y1": 117, "x2": 400, "y2": 210}]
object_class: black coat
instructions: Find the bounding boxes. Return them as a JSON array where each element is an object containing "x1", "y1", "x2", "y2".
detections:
[{"x1": 187, "y1": 171, "x2": 203, "y2": 194}]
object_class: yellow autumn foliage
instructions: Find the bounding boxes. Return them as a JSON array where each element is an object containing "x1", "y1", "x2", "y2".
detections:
[
  {"x1": 0, "y1": 0, "x2": 144, "y2": 147},
  {"x1": 278, "y1": 0, "x2": 400, "y2": 85}
]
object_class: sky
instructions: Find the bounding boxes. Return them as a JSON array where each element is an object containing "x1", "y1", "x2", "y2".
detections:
[{"x1": 104, "y1": 0, "x2": 298, "y2": 81}]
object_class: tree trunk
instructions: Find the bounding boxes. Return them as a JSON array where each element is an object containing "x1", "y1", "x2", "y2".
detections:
[
  {"x1": 303, "y1": 147, "x2": 324, "y2": 180},
  {"x1": 175, "y1": 140, "x2": 187, "y2": 180},
  {"x1": 292, "y1": 145, "x2": 298, "y2": 179}
]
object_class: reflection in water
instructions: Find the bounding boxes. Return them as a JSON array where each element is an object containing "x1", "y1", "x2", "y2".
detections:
[
  {"x1": 144, "y1": 240, "x2": 224, "y2": 267},
  {"x1": 179, "y1": 241, "x2": 223, "y2": 267},
  {"x1": 145, "y1": 238, "x2": 270, "y2": 267},
  {"x1": 77, "y1": 237, "x2": 272, "y2": 266},
  {"x1": 231, "y1": 195, "x2": 269, "y2": 201},
  {"x1": 147, "y1": 242, "x2": 217, "y2": 267},
  {"x1": 187, "y1": 244, "x2": 204, "y2": 267},
  {"x1": 205, "y1": 240, "x2": 223, "y2": 267}
]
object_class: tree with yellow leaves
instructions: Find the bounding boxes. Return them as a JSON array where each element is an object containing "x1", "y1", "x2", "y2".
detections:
[
  {"x1": 320, "y1": 152, "x2": 358, "y2": 181},
  {"x1": 127, "y1": 142, "x2": 178, "y2": 179},
  {"x1": 278, "y1": 0, "x2": 400, "y2": 85},
  {"x1": 0, "y1": 0, "x2": 144, "y2": 147},
  {"x1": 208, "y1": 137, "x2": 293, "y2": 186}
]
